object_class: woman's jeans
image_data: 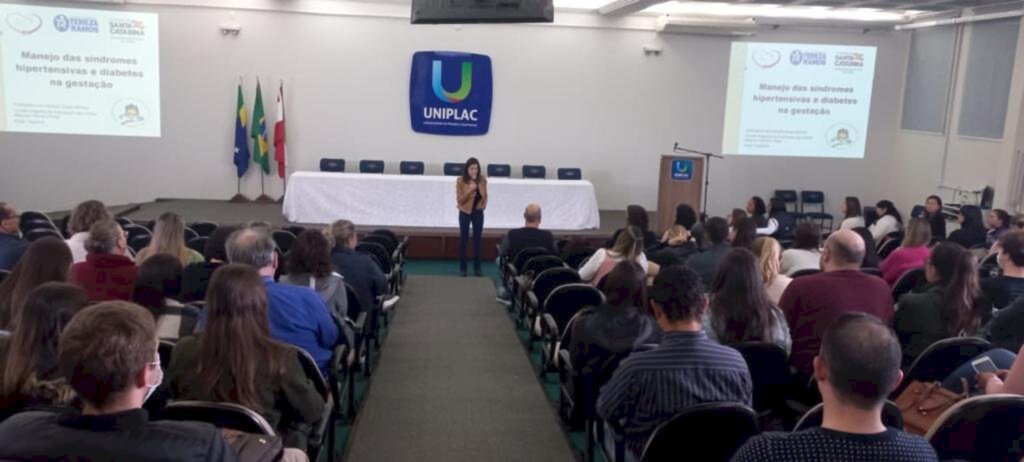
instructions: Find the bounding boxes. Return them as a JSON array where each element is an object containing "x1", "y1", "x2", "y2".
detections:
[
  {"x1": 459, "y1": 210, "x2": 484, "y2": 272},
  {"x1": 941, "y1": 348, "x2": 1017, "y2": 393}
]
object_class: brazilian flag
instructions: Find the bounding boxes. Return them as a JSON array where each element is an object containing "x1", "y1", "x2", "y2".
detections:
[{"x1": 251, "y1": 81, "x2": 270, "y2": 174}]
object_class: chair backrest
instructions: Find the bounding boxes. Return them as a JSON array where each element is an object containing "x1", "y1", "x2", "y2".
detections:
[
  {"x1": 271, "y1": 230, "x2": 296, "y2": 254},
  {"x1": 911, "y1": 204, "x2": 927, "y2": 218},
  {"x1": 281, "y1": 225, "x2": 306, "y2": 237},
  {"x1": 877, "y1": 237, "x2": 902, "y2": 259},
  {"x1": 343, "y1": 282, "x2": 368, "y2": 321},
  {"x1": 891, "y1": 267, "x2": 927, "y2": 301},
  {"x1": 123, "y1": 224, "x2": 152, "y2": 240},
  {"x1": 733, "y1": 342, "x2": 790, "y2": 413},
  {"x1": 860, "y1": 267, "x2": 884, "y2": 278},
  {"x1": 20, "y1": 218, "x2": 58, "y2": 235},
  {"x1": 565, "y1": 246, "x2": 597, "y2": 270},
  {"x1": 793, "y1": 400, "x2": 904, "y2": 432},
  {"x1": 487, "y1": 164, "x2": 511, "y2": 177},
  {"x1": 361, "y1": 234, "x2": 397, "y2": 256},
  {"x1": 183, "y1": 227, "x2": 200, "y2": 242},
  {"x1": 186, "y1": 237, "x2": 208, "y2": 255},
  {"x1": 19, "y1": 211, "x2": 55, "y2": 226},
  {"x1": 293, "y1": 346, "x2": 331, "y2": 400},
  {"x1": 639, "y1": 403, "x2": 759, "y2": 462},
  {"x1": 355, "y1": 242, "x2": 392, "y2": 273},
  {"x1": 25, "y1": 228, "x2": 63, "y2": 242},
  {"x1": 927, "y1": 394, "x2": 1024, "y2": 462},
  {"x1": 790, "y1": 268, "x2": 821, "y2": 279},
  {"x1": 522, "y1": 165, "x2": 546, "y2": 179},
  {"x1": 800, "y1": 190, "x2": 825, "y2": 215},
  {"x1": 359, "y1": 160, "x2": 385, "y2": 174},
  {"x1": 530, "y1": 267, "x2": 582, "y2": 311},
  {"x1": 189, "y1": 221, "x2": 218, "y2": 238},
  {"x1": 774, "y1": 189, "x2": 798, "y2": 205},
  {"x1": 128, "y1": 234, "x2": 152, "y2": 253},
  {"x1": 157, "y1": 340, "x2": 175, "y2": 368},
  {"x1": 319, "y1": 158, "x2": 345, "y2": 172},
  {"x1": 893, "y1": 337, "x2": 993, "y2": 397},
  {"x1": 161, "y1": 400, "x2": 276, "y2": 436},
  {"x1": 399, "y1": 161, "x2": 424, "y2": 175},
  {"x1": 511, "y1": 247, "x2": 554, "y2": 273},
  {"x1": 522, "y1": 255, "x2": 564, "y2": 277},
  {"x1": 370, "y1": 229, "x2": 400, "y2": 243},
  {"x1": 543, "y1": 284, "x2": 605, "y2": 335},
  {"x1": 556, "y1": 168, "x2": 582, "y2": 180},
  {"x1": 443, "y1": 162, "x2": 465, "y2": 176}
]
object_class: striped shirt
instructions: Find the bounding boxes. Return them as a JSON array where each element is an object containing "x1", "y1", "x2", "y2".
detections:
[{"x1": 597, "y1": 330, "x2": 753, "y2": 456}]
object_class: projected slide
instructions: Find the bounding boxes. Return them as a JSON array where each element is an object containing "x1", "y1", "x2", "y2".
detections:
[
  {"x1": 722, "y1": 42, "x2": 876, "y2": 158},
  {"x1": 0, "y1": 3, "x2": 159, "y2": 137}
]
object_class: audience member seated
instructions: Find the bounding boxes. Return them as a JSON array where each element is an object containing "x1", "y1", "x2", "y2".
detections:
[
  {"x1": 580, "y1": 226, "x2": 658, "y2": 286},
  {"x1": 758, "y1": 197, "x2": 796, "y2": 238},
  {"x1": 169, "y1": 264, "x2": 325, "y2": 453},
  {"x1": 281, "y1": 230, "x2": 349, "y2": 322},
  {"x1": 686, "y1": 217, "x2": 731, "y2": 286},
  {"x1": 852, "y1": 227, "x2": 881, "y2": 268},
  {"x1": 839, "y1": 196, "x2": 865, "y2": 231},
  {"x1": 132, "y1": 254, "x2": 197, "y2": 341},
  {"x1": 982, "y1": 231, "x2": 1024, "y2": 309},
  {"x1": 0, "y1": 237, "x2": 73, "y2": 331},
  {"x1": 729, "y1": 208, "x2": 748, "y2": 228},
  {"x1": 869, "y1": 200, "x2": 903, "y2": 243},
  {"x1": 780, "y1": 230, "x2": 893, "y2": 377},
  {"x1": 705, "y1": 248, "x2": 791, "y2": 354},
  {"x1": 0, "y1": 203, "x2": 27, "y2": 272},
  {"x1": 1015, "y1": 213, "x2": 1024, "y2": 231},
  {"x1": 598, "y1": 265, "x2": 752, "y2": 460},
  {"x1": 781, "y1": 222, "x2": 822, "y2": 276},
  {"x1": 0, "y1": 283, "x2": 88, "y2": 417},
  {"x1": 0, "y1": 301, "x2": 236, "y2": 461},
  {"x1": 181, "y1": 225, "x2": 236, "y2": 303},
  {"x1": 228, "y1": 227, "x2": 338, "y2": 375},
  {"x1": 746, "y1": 196, "x2": 769, "y2": 229},
  {"x1": 753, "y1": 237, "x2": 792, "y2": 305},
  {"x1": 63, "y1": 200, "x2": 112, "y2": 264},
  {"x1": 648, "y1": 224, "x2": 698, "y2": 267},
  {"x1": 923, "y1": 195, "x2": 947, "y2": 240},
  {"x1": 327, "y1": 220, "x2": 387, "y2": 309},
  {"x1": 136, "y1": 212, "x2": 205, "y2": 266},
  {"x1": 729, "y1": 216, "x2": 757, "y2": 250},
  {"x1": 894, "y1": 242, "x2": 989, "y2": 368},
  {"x1": 987, "y1": 209, "x2": 1011, "y2": 248},
  {"x1": 948, "y1": 205, "x2": 987, "y2": 249},
  {"x1": 660, "y1": 204, "x2": 699, "y2": 244},
  {"x1": 498, "y1": 203, "x2": 557, "y2": 261},
  {"x1": 880, "y1": 217, "x2": 932, "y2": 286},
  {"x1": 71, "y1": 220, "x2": 136, "y2": 302},
  {"x1": 969, "y1": 344, "x2": 1024, "y2": 396},
  {"x1": 568, "y1": 261, "x2": 660, "y2": 408},
  {"x1": 732, "y1": 313, "x2": 938, "y2": 462},
  {"x1": 607, "y1": 205, "x2": 658, "y2": 250}
]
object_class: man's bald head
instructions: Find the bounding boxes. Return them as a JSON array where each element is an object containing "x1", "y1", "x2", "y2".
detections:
[
  {"x1": 824, "y1": 229, "x2": 865, "y2": 270},
  {"x1": 524, "y1": 203, "x2": 542, "y2": 226},
  {"x1": 226, "y1": 228, "x2": 276, "y2": 269}
]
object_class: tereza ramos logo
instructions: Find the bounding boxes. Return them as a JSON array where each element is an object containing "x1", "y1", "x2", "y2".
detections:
[
  {"x1": 410, "y1": 51, "x2": 492, "y2": 136},
  {"x1": 790, "y1": 49, "x2": 826, "y2": 66},
  {"x1": 53, "y1": 14, "x2": 99, "y2": 33}
]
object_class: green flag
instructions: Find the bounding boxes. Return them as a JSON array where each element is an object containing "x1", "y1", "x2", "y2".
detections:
[{"x1": 251, "y1": 81, "x2": 270, "y2": 174}]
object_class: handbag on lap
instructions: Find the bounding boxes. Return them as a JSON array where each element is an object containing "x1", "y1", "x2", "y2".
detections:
[
  {"x1": 893, "y1": 379, "x2": 968, "y2": 435},
  {"x1": 220, "y1": 428, "x2": 284, "y2": 462}
]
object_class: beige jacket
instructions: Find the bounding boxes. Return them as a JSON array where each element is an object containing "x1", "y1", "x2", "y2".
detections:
[{"x1": 456, "y1": 177, "x2": 488, "y2": 214}]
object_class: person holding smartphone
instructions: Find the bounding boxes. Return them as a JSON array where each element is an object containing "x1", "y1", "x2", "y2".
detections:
[
  {"x1": 455, "y1": 157, "x2": 487, "y2": 277},
  {"x1": 941, "y1": 345, "x2": 1023, "y2": 395}
]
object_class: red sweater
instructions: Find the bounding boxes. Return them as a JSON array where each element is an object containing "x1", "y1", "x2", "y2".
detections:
[
  {"x1": 779, "y1": 269, "x2": 894, "y2": 376},
  {"x1": 880, "y1": 246, "x2": 930, "y2": 287},
  {"x1": 71, "y1": 253, "x2": 138, "y2": 302}
]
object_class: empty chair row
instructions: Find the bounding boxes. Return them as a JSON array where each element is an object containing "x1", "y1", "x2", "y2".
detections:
[{"x1": 318, "y1": 158, "x2": 582, "y2": 180}]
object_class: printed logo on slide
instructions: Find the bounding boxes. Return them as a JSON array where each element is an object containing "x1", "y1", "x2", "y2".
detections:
[
  {"x1": 109, "y1": 18, "x2": 146, "y2": 40},
  {"x1": 53, "y1": 14, "x2": 99, "y2": 33},
  {"x1": 827, "y1": 124, "x2": 857, "y2": 150},
  {"x1": 751, "y1": 50, "x2": 782, "y2": 69},
  {"x1": 432, "y1": 60, "x2": 472, "y2": 103},
  {"x1": 409, "y1": 51, "x2": 493, "y2": 136},
  {"x1": 111, "y1": 99, "x2": 150, "y2": 127},
  {"x1": 790, "y1": 50, "x2": 826, "y2": 66},
  {"x1": 5, "y1": 12, "x2": 43, "y2": 35},
  {"x1": 834, "y1": 52, "x2": 865, "y2": 69}
]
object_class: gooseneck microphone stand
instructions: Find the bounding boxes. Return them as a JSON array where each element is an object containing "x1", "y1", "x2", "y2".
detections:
[{"x1": 673, "y1": 143, "x2": 724, "y2": 223}]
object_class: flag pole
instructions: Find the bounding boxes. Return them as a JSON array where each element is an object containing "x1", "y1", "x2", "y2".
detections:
[
  {"x1": 277, "y1": 78, "x2": 287, "y2": 204},
  {"x1": 254, "y1": 76, "x2": 275, "y2": 204},
  {"x1": 230, "y1": 75, "x2": 252, "y2": 203}
]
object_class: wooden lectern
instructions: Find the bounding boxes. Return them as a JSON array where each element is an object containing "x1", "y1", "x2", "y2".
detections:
[{"x1": 656, "y1": 155, "x2": 705, "y2": 234}]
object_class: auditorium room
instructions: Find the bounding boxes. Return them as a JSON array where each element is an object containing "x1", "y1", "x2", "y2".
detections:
[{"x1": 2, "y1": 0, "x2": 1024, "y2": 460}]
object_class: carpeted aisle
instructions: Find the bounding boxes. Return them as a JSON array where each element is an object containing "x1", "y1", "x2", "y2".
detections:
[{"x1": 344, "y1": 275, "x2": 575, "y2": 462}]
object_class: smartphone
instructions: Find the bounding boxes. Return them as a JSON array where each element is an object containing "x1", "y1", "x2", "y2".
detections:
[{"x1": 971, "y1": 357, "x2": 999, "y2": 375}]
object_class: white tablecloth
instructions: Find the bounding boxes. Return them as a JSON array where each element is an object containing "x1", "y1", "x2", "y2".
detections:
[{"x1": 282, "y1": 172, "x2": 601, "y2": 230}]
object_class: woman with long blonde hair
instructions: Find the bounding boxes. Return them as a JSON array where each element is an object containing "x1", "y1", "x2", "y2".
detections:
[
  {"x1": 752, "y1": 237, "x2": 792, "y2": 305},
  {"x1": 136, "y1": 212, "x2": 204, "y2": 266}
]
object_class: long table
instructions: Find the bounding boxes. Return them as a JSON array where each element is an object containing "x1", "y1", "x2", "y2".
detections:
[{"x1": 282, "y1": 172, "x2": 601, "y2": 230}]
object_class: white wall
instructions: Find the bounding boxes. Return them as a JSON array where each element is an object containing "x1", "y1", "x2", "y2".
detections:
[{"x1": 0, "y1": 0, "x2": 909, "y2": 222}]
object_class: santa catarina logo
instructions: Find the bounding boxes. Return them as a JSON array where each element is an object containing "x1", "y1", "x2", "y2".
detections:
[{"x1": 410, "y1": 51, "x2": 492, "y2": 136}]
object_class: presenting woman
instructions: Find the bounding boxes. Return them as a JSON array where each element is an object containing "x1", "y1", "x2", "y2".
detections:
[{"x1": 456, "y1": 157, "x2": 487, "y2": 277}]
